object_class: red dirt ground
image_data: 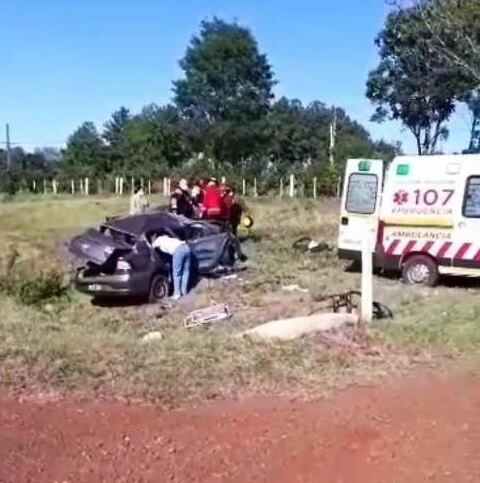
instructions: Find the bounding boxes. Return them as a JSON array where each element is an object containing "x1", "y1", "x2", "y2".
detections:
[{"x1": 1, "y1": 369, "x2": 479, "y2": 483}]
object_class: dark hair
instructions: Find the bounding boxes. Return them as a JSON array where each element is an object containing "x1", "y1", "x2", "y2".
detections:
[{"x1": 134, "y1": 184, "x2": 143, "y2": 193}]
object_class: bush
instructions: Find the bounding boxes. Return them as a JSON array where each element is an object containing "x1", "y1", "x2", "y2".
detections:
[{"x1": 0, "y1": 248, "x2": 69, "y2": 305}]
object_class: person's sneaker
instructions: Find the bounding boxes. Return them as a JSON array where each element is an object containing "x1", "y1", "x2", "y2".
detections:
[{"x1": 170, "y1": 294, "x2": 181, "y2": 301}]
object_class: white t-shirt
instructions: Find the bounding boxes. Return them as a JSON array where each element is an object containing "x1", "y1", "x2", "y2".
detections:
[{"x1": 152, "y1": 235, "x2": 185, "y2": 255}]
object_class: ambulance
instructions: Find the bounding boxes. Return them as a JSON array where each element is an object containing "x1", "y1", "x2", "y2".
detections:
[{"x1": 338, "y1": 155, "x2": 480, "y2": 286}]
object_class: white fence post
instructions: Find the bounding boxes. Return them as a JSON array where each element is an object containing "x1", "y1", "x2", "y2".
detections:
[
  {"x1": 85, "y1": 177, "x2": 89, "y2": 196},
  {"x1": 254, "y1": 177, "x2": 258, "y2": 197},
  {"x1": 131, "y1": 177, "x2": 135, "y2": 194},
  {"x1": 289, "y1": 174, "x2": 295, "y2": 198},
  {"x1": 114, "y1": 177, "x2": 119, "y2": 195},
  {"x1": 167, "y1": 178, "x2": 171, "y2": 196},
  {"x1": 242, "y1": 179, "x2": 246, "y2": 196},
  {"x1": 361, "y1": 230, "x2": 373, "y2": 323},
  {"x1": 279, "y1": 178, "x2": 283, "y2": 197},
  {"x1": 163, "y1": 177, "x2": 167, "y2": 197},
  {"x1": 71, "y1": 179, "x2": 75, "y2": 195},
  {"x1": 313, "y1": 177, "x2": 317, "y2": 199},
  {"x1": 120, "y1": 176, "x2": 124, "y2": 195},
  {"x1": 148, "y1": 180, "x2": 151, "y2": 195},
  {"x1": 32, "y1": 180, "x2": 36, "y2": 192},
  {"x1": 43, "y1": 179, "x2": 47, "y2": 195},
  {"x1": 52, "y1": 179, "x2": 58, "y2": 195},
  {"x1": 221, "y1": 176, "x2": 226, "y2": 184}
]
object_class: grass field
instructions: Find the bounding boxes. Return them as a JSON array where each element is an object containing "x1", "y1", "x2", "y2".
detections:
[{"x1": 1, "y1": 194, "x2": 479, "y2": 406}]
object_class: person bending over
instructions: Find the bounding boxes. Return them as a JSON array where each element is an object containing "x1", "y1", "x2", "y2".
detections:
[{"x1": 152, "y1": 233, "x2": 191, "y2": 300}]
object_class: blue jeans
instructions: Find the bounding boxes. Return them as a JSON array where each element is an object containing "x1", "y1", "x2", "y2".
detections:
[{"x1": 172, "y1": 243, "x2": 191, "y2": 297}]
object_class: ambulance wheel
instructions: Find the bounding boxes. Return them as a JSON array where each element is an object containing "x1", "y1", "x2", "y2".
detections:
[{"x1": 402, "y1": 255, "x2": 439, "y2": 287}]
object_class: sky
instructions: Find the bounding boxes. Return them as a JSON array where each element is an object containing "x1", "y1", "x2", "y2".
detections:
[{"x1": 0, "y1": 0, "x2": 473, "y2": 154}]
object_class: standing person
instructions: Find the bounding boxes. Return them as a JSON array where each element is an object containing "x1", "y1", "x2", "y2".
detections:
[
  {"x1": 203, "y1": 177, "x2": 223, "y2": 220},
  {"x1": 191, "y1": 178, "x2": 206, "y2": 218},
  {"x1": 221, "y1": 184, "x2": 243, "y2": 234},
  {"x1": 129, "y1": 185, "x2": 149, "y2": 215},
  {"x1": 169, "y1": 178, "x2": 195, "y2": 218},
  {"x1": 152, "y1": 233, "x2": 191, "y2": 300}
]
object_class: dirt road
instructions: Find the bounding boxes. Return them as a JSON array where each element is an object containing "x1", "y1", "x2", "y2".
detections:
[{"x1": 1, "y1": 369, "x2": 479, "y2": 483}]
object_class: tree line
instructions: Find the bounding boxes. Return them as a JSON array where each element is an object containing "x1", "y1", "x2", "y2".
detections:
[
  {"x1": 6, "y1": 1, "x2": 479, "y2": 195},
  {"x1": 1, "y1": 18, "x2": 399, "y2": 195}
]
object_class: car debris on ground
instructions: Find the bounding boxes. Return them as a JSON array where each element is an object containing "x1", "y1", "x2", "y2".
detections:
[{"x1": 184, "y1": 305, "x2": 233, "y2": 328}]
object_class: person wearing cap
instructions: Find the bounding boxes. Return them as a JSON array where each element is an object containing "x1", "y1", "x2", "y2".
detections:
[
  {"x1": 129, "y1": 185, "x2": 149, "y2": 215},
  {"x1": 169, "y1": 178, "x2": 195, "y2": 218},
  {"x1": 203, "y1": 177, "x2": 223, "y2": 220}
]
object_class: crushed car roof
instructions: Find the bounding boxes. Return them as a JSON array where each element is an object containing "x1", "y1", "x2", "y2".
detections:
[{"x1": 103, "y1": 212, "x2": 186, "y2": 236}]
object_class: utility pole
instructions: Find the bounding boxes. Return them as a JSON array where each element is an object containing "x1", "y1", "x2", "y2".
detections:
[
  {"x1": 329, "y1": 108, "x2": 337, "y2": 169},
  {"x1": 6, "y1": 123, "x2": 11, "y2": 170}
]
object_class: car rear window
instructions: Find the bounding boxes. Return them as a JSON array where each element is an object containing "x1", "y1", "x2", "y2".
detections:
[{"x1": 345, "y1": 173, "x2": 378, "y2": 214}]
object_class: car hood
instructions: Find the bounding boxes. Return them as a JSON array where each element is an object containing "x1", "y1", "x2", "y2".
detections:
[{"x1": 69, "y1": 228, "x2": 132, "y2": 265}]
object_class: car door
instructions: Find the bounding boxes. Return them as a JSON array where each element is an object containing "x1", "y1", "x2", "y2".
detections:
[
  {"x1": 188, "y1": 233, "x2": 230, "y2": 273},
  {"x1": 338, "y1": 159, "x2": 384, "y2": 256}
]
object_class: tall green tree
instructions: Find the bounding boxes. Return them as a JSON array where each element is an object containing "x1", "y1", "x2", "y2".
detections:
[
  {"x1": 173, "y1": 18, "x2": 275, "y2": 167},
  {"x1": 366, "y1": 7, "x2": 464, "y2": 154},
  {"x1": 396, "y1": 0, "x2": 480, "y2": 84},
  {"x1": 61, "y1": 122, "x2": 106, "y2": 176},
  {"x1": 103, "y1": 107, "x2": 131, "y2": 173},
  {"x1": 120, "y1": 104, "x2": 190, "y2": 176}
]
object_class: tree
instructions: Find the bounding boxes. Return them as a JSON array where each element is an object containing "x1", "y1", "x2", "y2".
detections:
[
  {"x1": 173, "y1": 18, "x2": 275, "y2": 166},
  {"x1": 366, "y1": 8, "x2": 463, "y2": 154},
  {"x1": 61, "y1": 122, "x2": 106, "y2": 176},
  {"x1": 103, "y1": 107, "x2": 131, "y2": 145},
  {"x1": 120, "y1": 104, "x2": 190, "y2": 176},
  {"x1": 103, "y1": 107, "x2": 131, "y2": 173},
  {"x1": 393, "y1": 0, "x2": 480, "y2": 84},
  {"x1": 464, "y1": 90, "x2": 480, "y2": 152}
]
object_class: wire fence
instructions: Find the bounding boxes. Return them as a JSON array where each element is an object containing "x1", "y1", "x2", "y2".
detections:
[{"x1": 14, "y1": 175, "x2": 342, "y2": 198}]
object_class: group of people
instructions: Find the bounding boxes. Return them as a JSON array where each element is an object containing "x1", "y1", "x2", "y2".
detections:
[
  {"x1": 169, "y1": 177, "x2": 243, "y2": 234},
  {"x1": 129, "y1": 177, "x2": 243, "y2": 234},
  {"x1": 128, "y1": 177, "x2": 244, "y2": 300}
]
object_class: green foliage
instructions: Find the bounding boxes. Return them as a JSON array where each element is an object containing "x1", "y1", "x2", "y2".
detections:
[
  {"x1": 366, "y1": 7, "x2": 465, "y2": 154},
  {"x1": 1, "y1": 18, "x2": 401, "y2": 196},
  {"x1": 0, "y1": 249, "x2": 69, "y2": 306},
  {"x1": 61, "y1": 122, "x2": 106, "y2": 177},
  {"x1": 173, "y1": 18, "x2": 275, "y2": 165}
]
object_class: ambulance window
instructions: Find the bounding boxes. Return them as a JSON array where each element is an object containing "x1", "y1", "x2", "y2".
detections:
[
  {"x1": 345, "y1": 173, "x2": 378, "y2": 214},
  {"x1": 463, "y1": 176, "x2": 480, "y2": 217}
]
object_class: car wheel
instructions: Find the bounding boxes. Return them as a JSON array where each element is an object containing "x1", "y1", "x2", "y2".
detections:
[
  {"x1": 148, "y1": 274, "x2": 169, "y2": 303},
  {"x1": 402, "y1": 255, "x2": 439, "y2": 287}
]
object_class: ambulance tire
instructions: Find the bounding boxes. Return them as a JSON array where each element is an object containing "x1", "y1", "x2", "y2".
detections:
[{"x1": 402, "y1": 255, "x2": 439, "y2": 287}]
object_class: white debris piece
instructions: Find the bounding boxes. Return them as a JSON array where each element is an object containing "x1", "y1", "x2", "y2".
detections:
[{"x1": 238, "y1": 313, "x2": 357, "y2": 341}]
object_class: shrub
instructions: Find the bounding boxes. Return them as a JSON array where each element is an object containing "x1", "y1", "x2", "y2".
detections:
[{"x1": 0, "y1": 248, "x2": 69, "y2": 305}]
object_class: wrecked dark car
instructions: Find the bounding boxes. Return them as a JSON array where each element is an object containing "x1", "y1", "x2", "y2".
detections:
[{"x1": 69, "y1": 212, "x2": 240, "y2": 302}]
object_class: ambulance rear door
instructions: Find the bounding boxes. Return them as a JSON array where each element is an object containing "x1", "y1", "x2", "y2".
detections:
[{"x1": 338, "y1": 159, "x2": 384, "y2": 258}]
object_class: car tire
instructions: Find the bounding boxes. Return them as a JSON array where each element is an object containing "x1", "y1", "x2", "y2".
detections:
[
  {"x1": 402, "y1": 255, "x2": 439, "y2": 287},
  {"x1": 148, "y1": 274, "x2": 170, "y2": 303}
]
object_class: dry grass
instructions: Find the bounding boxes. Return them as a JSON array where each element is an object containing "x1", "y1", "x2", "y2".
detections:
[{"x1": 1, "y1": 194, "x2": 479, "y2": 406}]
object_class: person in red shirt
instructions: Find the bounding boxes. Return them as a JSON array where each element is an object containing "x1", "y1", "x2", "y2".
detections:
[{"x1": 203, "y1": 178, "x2": 223, "y2": 220}]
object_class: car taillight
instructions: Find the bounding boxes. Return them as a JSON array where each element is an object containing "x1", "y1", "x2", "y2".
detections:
[{"x1": 116, "y1": 259, "x2": 131, "y2": 270}]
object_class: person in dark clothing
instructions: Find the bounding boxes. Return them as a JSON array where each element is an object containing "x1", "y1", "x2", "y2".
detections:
[
  {"x1": 169, "y1": 178, "x2": 195, "y2": 218},
  {"x1": 221, "y1": 183, "x2": 243, "y2": 234}
]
